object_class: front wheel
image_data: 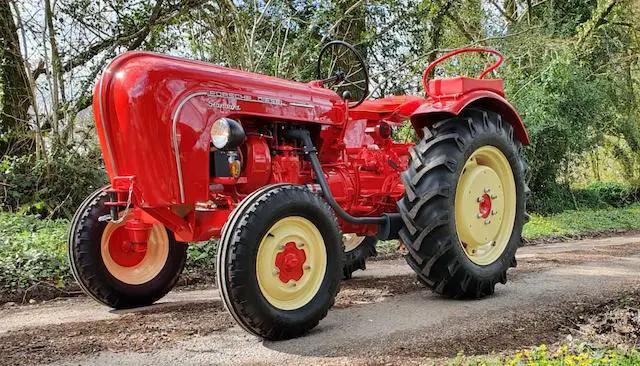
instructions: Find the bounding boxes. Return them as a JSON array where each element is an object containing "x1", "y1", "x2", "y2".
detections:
[
  {"x1": 397, "y1": 109, "x2": 528, "y2": 299},
  {"x1": 217, "y1": 185, "x2": 342, "y2": 340},
  {"x1": 68, "y1": 188, "x2": 187, "y2": 309}
]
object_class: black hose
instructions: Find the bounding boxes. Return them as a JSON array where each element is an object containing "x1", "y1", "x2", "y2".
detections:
[{"x1": 286, "y1": 129, "x2": 389, "y2": 225}]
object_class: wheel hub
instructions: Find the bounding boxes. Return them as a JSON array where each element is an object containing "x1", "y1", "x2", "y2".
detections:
[
  {"x1": 275, "y1": 242, "x2": 306, "y2": 283},
  {"x1": 107, "y1": 225, "x2": 147, "y2": 267},
  {"x1": 101, "y1": 219, "x2": 170, "y2": 285},
  {"x1": 455, "y1": 146, "x2": 516, "y2": 266},
  {"x1": 457, "y1": 164, "x2": 505, "y2": 246},
  {"x1": 255, "y1": 216, "x2": 326, "y2": 310},
  {"x1": 478, "y1": 193, "x2": 492, "y2": 219}
]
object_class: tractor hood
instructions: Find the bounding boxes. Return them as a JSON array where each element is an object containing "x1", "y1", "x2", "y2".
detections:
[{"x1": 93, "y1": 52, "x2": 345, "y2": 206}]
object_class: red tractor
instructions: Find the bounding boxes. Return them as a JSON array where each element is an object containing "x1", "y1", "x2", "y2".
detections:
[{"x1": 69, "y1": 42, "x2": 529, "y2": 340}]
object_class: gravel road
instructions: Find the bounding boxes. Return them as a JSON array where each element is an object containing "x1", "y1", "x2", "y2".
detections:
[{"x1": 2, "y1": 234, "x2": 640, "y2": 365}]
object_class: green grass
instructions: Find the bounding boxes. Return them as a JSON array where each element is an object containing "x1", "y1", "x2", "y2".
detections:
[
  {"x1": 523, "y1": 204, "x2": 640, "y2": 240},
  {"x1": 449, "y1": 344, "x2": 640, "y2": 365}
]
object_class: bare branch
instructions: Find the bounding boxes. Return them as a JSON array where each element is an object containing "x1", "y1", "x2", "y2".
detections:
[
  {"x1": 127, "y1": 0, "x2": 165, "y2": 51},
  {"x1": 488, "y1": 0, "x2": 516, "y2": 23}
]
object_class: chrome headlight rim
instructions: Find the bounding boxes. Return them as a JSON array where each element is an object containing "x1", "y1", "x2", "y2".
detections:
[{"x1": 211, "y1": 118, "x2": 245, "y2": 150}]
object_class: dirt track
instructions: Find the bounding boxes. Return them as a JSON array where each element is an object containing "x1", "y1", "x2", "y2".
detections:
[{"x1": 2, "y1": 235, "x2": 640, "y2": 365}]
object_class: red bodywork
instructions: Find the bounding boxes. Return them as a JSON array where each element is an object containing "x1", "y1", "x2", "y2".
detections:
[{"x1": 93, "y1": 49, "x2": 528, "y2": 243}]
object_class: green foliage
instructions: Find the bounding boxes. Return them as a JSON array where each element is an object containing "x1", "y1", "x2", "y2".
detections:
[
  {"x1": 0, "y1": 150, "x2": 107, "y2": 218},
  {"x1": 528, "y1": 182, "x2": 640, "y2": 214},
  {"x1": 392, "y1": 121, "x2": 418, "y2": 143},
  {"x1": 507, "y1": 57, "x2": 617, "y2": 199},
  {"x1": 185, "y1": 239, "x2": 218, "y2": 272},
  {"x1": 576, "y1": 182, "x2": 640, "y2": 208},
  {"x1": 523, "y1": 204, "x2": 640, "y2": 240},
  {"x1": 451, "y1": 344, "x2": 640, "y2": 365},
  {"x1": 0, "y1": 213, "x2": 70, "y2": 299}
]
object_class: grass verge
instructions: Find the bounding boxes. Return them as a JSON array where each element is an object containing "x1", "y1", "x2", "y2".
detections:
[{"x1": 523, "y1": 204, "x2": 640, "y2": 240}]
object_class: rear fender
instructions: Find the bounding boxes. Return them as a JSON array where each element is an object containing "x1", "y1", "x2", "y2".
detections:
[{"x1": 409, "y1": 91, "x2": 529, "y2": 145}]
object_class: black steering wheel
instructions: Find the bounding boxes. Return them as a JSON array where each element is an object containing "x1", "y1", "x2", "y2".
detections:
[{"x1": 316, "y1": 40, "x2": 369, "y2": 108}]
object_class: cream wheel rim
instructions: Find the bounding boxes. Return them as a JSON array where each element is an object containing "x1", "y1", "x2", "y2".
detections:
[
  {"x1": 455, "y1": 145, "x2": 517, "y2": 265},
  {"x1": 100, "y1": 220, "x2": 169, "y2": 285},
  {"x1": 256, "y1": 216, "x2": 327, "y2": 310},
  {"x1": 343, "y1": 234, "x2": 365, "y2": 252}
]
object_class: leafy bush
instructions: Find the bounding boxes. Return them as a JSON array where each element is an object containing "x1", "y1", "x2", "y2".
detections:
[
  {"x1": 184, "y1": 240, "x2": 218, "y2": 279},
  {"x1": 508, "y1": 58, "x2": 617, "y2": 203},
  {"x1": 0, "y1": 213, "x2": 70, "y2": 300},
  {"x1": 0, "y1": 150, "x2": 107, "y2": 219},
  {"x1": 528, "y1": 182, "x2": 640, "y2": 214},
  {"x1": 576, "y1": 182, "x2": 640, "y2": 207}
]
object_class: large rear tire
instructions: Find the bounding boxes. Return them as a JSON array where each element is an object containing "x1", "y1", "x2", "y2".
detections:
[
  {"x1": 342, "y1": 235, "x2": 377, "y2": 279},
  {"x1": 217, "y1": 184, "x2": 342, "y2": 340},
  {"x1": 68, "y1": 188, "x2": 187, "y2": 309},
  {"x1": 397, "y1": 109, "x2": 528, "y2": 299}
]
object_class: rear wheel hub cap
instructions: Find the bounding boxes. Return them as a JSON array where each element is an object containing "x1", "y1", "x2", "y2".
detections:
[{"x1": 455, "y1": 146, "x2": 517, "y2": 265}]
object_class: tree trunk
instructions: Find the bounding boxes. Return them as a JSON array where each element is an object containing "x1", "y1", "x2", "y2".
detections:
[
  {"x1": 426, "y1": 0, "x2": 455, "y2": 76},
  {"x1": 44, "y1": 0, "x2": 62, "y2": 149},
  {"x1": 0, "y1": 0, "x2": 33, "y2": 156}
]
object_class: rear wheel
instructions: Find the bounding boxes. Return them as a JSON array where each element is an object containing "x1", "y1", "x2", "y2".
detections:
[
  {"x1": 217, "y1": 185, "x2": 342, "y2": 340},
  {"x1": 68, "y1": 189, "x2": 187, "y2": 308},
  {"x1": 342, "y1": 235, "x2": 377, "y2": 279},
  {"x1": 397, "y1": 109, "x2": 528, "y2": 299}
]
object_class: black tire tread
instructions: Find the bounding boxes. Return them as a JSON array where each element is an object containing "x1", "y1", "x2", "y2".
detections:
[
  {"x1": 343, "y1": 236, "x2": 377, "y2": 279},
  {"x1": 217, "y1": 184, "x2": 342, "y2": 340},
  {"x1": 397, "y1": 108, "x2": 529, "y2": 299}
]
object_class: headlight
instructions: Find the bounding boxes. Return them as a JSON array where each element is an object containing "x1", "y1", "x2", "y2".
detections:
[{"x1": 211, "y1": 118, "x2": 245, "y2": 150}]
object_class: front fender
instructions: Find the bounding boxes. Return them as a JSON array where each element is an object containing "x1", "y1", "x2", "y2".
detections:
[{"x1": 410, "y1": 90, "x2": 529, "y2": 145}]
